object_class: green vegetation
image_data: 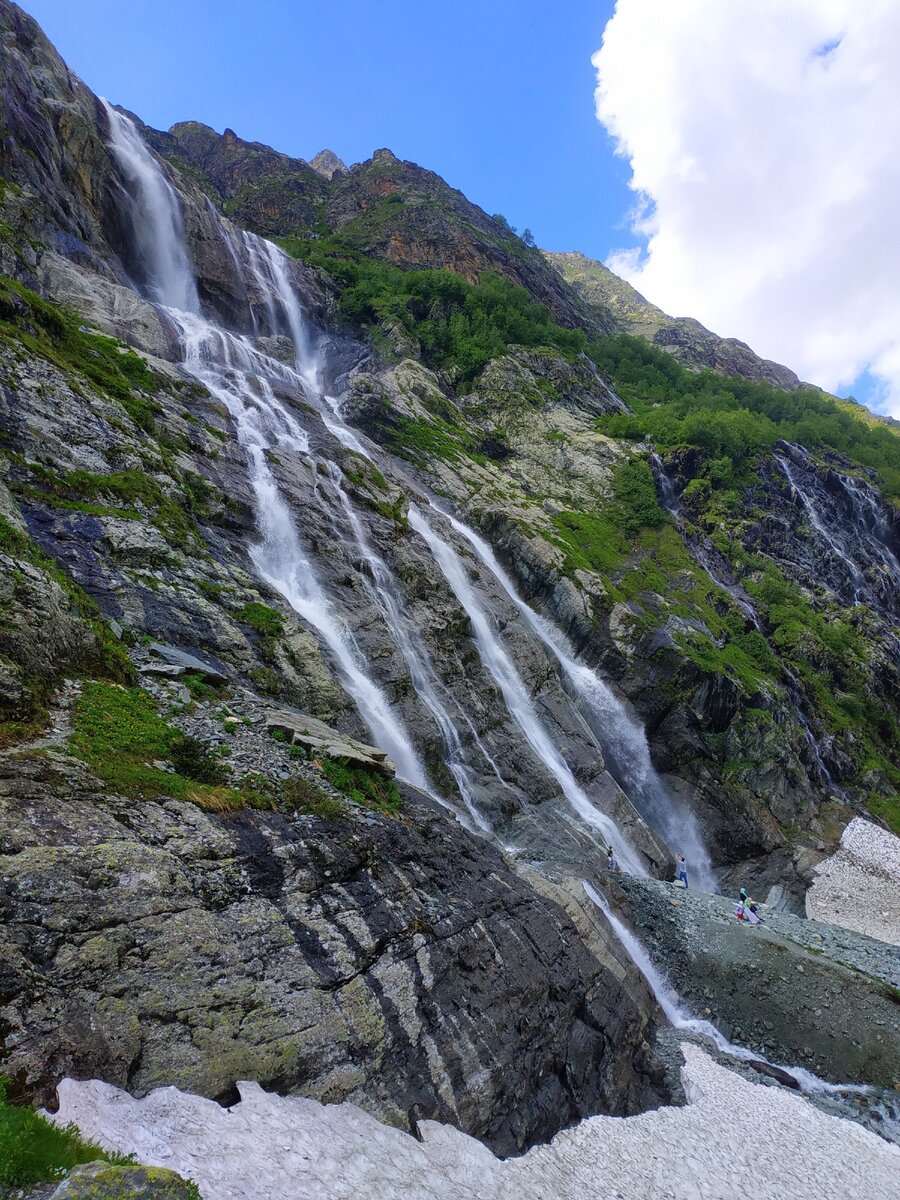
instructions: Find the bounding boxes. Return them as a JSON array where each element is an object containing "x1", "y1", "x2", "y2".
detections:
[
  {"x1": 238, "y1": 601, "x2": 285, "y2": 638},
  {"x1": 280, "y1": 775, "x2": 346, "y2": 820},
  {"x1": 7, "y1": 461, "x2": 203, "y2": 551},
  {"x1": 0, "y1": 1077, "x2": 133, "y2": 1192},
  {"x1": 279, "y1": 236, "x2": 584, "y2": 386},
  {"x1": 68, "y1": 682, "x2": 278, "y2": 814},
  {"x1": 318, "y1": 756, "x2": 402, "y2": 814},
  {"x1": 592, "y1": 334, "x2": 900, "y2": 500},
  {"x1": 0, "y1": 274, "x2": 162, "y2": 432}
]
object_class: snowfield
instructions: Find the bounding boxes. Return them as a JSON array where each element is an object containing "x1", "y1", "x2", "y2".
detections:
[
  {"x1": 51, "y1": 1043, "x2": 899, "y2": 1200},
  {"x1": 807, "y1": 818, "x2": 900, "y2": 947}
]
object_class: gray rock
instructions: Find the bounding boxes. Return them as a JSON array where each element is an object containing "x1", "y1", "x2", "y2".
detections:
[
  {"x1": 148, "y1": 644, "x2": 228, "y2": 684},
  {"x1": 0, "y1": 750, "x2": 670, "y2": 1157},
  {"x1": 265, "y1": 709, "x2": 395, "y2": 776}
]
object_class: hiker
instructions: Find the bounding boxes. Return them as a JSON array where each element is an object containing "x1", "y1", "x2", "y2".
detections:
[
  {"x1": 739, "y1": 887, "x2": 748, "y2": 908},
  {"x1": 735, "y1": 899, "x2": 745, "y2": 920},
  {"x1": 675, "y1": 852, "x2": 688, "y2": 887},
  {"x1": 747, "y1": 900, "x2": 763, "y2": 925},
  {"x1": 607, "y1": 845, "x2": 619, "y2": 873}
]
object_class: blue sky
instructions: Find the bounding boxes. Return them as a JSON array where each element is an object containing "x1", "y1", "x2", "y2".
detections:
[
  {"x1": 26, "y1": 0, "x2": 632, "y2": 261},
  {"x1": 21, "y1": 2, "x2": 893, "y2": 413}
]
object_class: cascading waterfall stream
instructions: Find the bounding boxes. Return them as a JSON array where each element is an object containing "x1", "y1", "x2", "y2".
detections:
[
  {"x1": 408, "y1": 505, "x2": 645, "y2": 876},
  {"x1": 430, "y1": 504, "x2": 715, "y2": 890},
  {"x1": 323, "y1": 460, "x2": 493, "y2": 834},
  {"x1": 174, "y1": 314, "x2": 430, "y2": 789},
  {"x1": 102, "y1": 104, "x2": 712, "y2": 879},
  {"x1": 103, "y1": 101, "x2": 200, "y2": 315},
  {"x1": 776, "y1": 451, "x2": 868, "y2": 597},
  {"x1": 582, "y1": 882, "x2": 873, "y2": 1101}
]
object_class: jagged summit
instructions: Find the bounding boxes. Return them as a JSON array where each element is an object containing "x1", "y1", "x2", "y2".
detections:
[
  {"x1": 544, "y1": 249, "x2": 802, "y2": 390},
  {"x1": 309, "y1": 148, "x2": 347, "y2": 179}
]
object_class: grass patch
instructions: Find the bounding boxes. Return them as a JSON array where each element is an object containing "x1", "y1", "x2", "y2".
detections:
[
  {"x1": 0, "y1": 1077, "x2": 134, "y2": 1192},
  {"x1": 238, "y1": 601, "x2": 285, "y2": 638},
  {"x1": 319, "y1": 756, "x2": 401, "y2": 814},
  {"x1": 67, "y1": 682, "x2": 274, "y2": 812}
]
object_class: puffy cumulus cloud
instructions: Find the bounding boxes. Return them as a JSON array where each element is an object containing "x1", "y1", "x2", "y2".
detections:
[{"x1": 593, "y1": 0, "x2": 900, "y2": 414}]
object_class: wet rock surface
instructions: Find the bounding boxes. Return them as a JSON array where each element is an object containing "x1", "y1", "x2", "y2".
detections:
[
  {"x1": 613, "y1": 877, "x2": 900, "y2": 1088},
  {"x1": 0, "y1": 749, "x2": 670, "y2": 1156}
]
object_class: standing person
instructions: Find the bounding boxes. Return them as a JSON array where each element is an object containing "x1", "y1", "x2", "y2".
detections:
[
  {"x1": 607, "y1": 845, "x2": 619, "y2": 873},
  {"x1": 675, "y1": 853, "x2": 689, "y2": 888}
]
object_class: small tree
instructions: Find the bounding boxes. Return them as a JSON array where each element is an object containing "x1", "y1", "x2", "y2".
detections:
[{"x1": 522, "y1": 227, "x2": 536, "y2": 247}]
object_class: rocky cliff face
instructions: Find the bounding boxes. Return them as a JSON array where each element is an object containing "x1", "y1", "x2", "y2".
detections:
[
  {"x1": 0, "y1": 0, "x2": 898, "y2": 1174},
  {"x1": 0, "y1": 749, "x2": 669, "y2": 1154},
  {"x1": 544, "y1": 250, "x2": 803, "y2": 389}
]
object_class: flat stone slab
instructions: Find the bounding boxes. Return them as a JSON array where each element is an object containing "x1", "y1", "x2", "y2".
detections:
[
  {"x1": 265, "y1": 709, "x2": 395, "y2": 777},
  {"x1": 148, "y1": 643, "x2": 228, "y2": 685},
  {"x1": 139, "y1": 662, "x2": 187, "y2": 679}
]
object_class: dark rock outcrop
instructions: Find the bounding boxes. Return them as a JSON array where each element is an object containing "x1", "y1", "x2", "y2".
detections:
[{"x1": 0, "y1": 750, "x2": 670, "y2": 1155}]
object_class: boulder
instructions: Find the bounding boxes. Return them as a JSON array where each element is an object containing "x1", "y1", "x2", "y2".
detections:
[
  {"x1": 48, "y1": 1161, "x2": 199, "y2": 1199},
  {"x1": 265, "y1": 708, "x2": 395, "y2": 776},
  {"x1": 147, "y1": 643, "x2": 229, "y2": 685}
]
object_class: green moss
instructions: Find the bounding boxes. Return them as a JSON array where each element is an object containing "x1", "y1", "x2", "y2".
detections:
[
  {"x1": 0, "y1": 1077, "x2": 134, "y2": 1191},
  {"x1": 238, "y1": 601, "x2": 285, "y2": 638},
  {"x1": 319, "y1": 756, "x2": 401, "y2": 814}
]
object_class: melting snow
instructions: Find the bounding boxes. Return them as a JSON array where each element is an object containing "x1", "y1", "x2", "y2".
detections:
[{"x1": 51, "y1": 1044, "x2": 898, "y2": 1200}]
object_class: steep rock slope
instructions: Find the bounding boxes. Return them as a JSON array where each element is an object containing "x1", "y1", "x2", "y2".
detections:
[
  {"x1": 544, "y1": 249, "x2": 802, "y2": 389},
  {"x1": 0, "y1": 750, "x2": 669, "y2": 1154},
  {"x1": 141, "y1": 120, "x2": 607, "y2": 333}
]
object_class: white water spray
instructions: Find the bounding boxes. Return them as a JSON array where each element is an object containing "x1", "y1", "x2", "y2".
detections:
[
  {"x1": 103, "y1": 101, "x2": 200, "y2": 314},
  {"x1": 409, "y1": 505, "x2": 644, "y2": 874},
  {"x1": 432, "y1": 506, "x2": 714, "y2": 889}
]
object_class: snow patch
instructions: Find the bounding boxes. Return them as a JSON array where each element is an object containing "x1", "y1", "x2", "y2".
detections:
[
  {"x1": 806, "y1": 818, "x2": 900, "y2": 947},
  {"x1": 50, "y1": 1045, "x2": 898, "y2": 1200}
]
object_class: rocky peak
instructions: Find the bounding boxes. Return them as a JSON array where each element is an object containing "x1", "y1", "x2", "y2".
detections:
[
  {"x1": 309, "y1": 148, "x2": 347, "y2": 179},
  {"x1": 222, "y1": 127, "x2": 239, "y2": 147},
  {"x1": 371, "y1": 148, "x2": 400, "y2": 166}
]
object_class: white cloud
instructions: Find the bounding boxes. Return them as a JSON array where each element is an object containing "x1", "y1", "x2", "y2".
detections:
[{"x1": 593, "y1": 0, "x2": 900, "y2": 415}]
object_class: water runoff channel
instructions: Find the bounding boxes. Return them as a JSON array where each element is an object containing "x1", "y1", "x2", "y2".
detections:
[{"x1": 102, "y1": 102, "x2": 891, "y2": 1140}]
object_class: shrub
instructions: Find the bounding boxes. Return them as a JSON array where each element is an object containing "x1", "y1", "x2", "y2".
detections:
[
  {"x1": 170, "y1": 734, "x2": 228, "y2": 784},
  {"x1": 281, "y1": 776, "x2": 346, "y2": 820},
  {"x1": 319, "y1": 756, "x2": 401, "y2": 814}
]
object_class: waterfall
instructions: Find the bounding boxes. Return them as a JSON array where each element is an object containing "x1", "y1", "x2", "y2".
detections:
[
  {"x1": 173, "y1": 313, "x2": 430, "y2": 789},
  {"x1": 102, "y1": 106, "x2": 697, "y2": 872},
  {"x1": 430, "y1": 505, "x2": 714, "y2": 890},
  {"x1": 104, "y1": 109, "x2": 430, "y2": 790},
  {"x1": 582, "y1": 882, "x2": 871, "y2": 1099},
  {"x1": 102, "y1": 101, "x2": 200, "y2": 314},
  {"x1": 775, "y1": 451, "x2": 868, "y2": 598},
  {"x1": 408, "y1": 505, "x2": 646, "y2": 876},
  {"x1": 323, "y1": 461, "x2": 493, "y2": 834}
]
